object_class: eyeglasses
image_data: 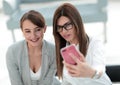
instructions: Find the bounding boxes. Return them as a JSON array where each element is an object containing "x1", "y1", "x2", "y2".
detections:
[{"x1": 57, "y1": 22, "x2": 73, "y2": 32}]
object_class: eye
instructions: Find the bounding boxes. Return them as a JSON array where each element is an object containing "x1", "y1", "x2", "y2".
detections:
[
  {"x1": 35, "y1": 27, "x2": 42, "y2": 32},
  {"x1": 67, "y1": 24, "x2": 72, "y2": 28},
  {"x1": 36, "y1": 28, "x2": 41, "y2": 31},
  {"x1": 25, "y1": 30, "x2": 31, "y2": 33},
  {"x1": 65, "y1": 23, "x2": 73, "y2": 30}
]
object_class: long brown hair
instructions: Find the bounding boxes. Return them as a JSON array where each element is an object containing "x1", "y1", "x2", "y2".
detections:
[{"x1": 53, "y1": 3, "x2": 89, "y2": 79}]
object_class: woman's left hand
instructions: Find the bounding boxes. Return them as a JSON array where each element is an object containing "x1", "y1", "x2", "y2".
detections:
[{"x1": 63, "y1": 52, "x2": 96, "y2": 78}]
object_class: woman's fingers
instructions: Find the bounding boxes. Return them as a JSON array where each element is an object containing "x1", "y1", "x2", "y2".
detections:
[
  {"x1": 69, "y1": 52, "x2": 85, "y2": 64},
  {"x1": 69, "y1": 53, "x2": 80, "y2": 64}
]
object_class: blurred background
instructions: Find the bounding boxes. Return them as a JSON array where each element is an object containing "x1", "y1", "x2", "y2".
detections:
[{"x1": 0, "y1": 0, "x2": 120, "y2": 85}]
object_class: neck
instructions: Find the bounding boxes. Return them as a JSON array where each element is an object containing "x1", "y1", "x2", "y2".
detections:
[
  {"x1": 69, "y1": 40, "x2": 79, "y2": 45},
  {"x1": 28, "y1": 42, "x2": 43, "y2": 53}
]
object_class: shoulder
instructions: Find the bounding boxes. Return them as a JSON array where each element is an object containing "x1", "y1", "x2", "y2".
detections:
[
  {"x1": 6, "y1": 40, "x2": 27, "y2": 56},
  {"x1": 7, "y1": 40, "x2": 26, "y2": 51},
  {"x1": 88, "y1": 36, "x2": 104, "y2": 48},
  {"x1": 87, "y1": 36, "x2": 105, "y2": 55},
  {"x1": 43, "y1": 40, "x2": 56, "y2": 60},
  {"x1": 6, "y1": 40, "x2": 26, "y2": 63},
  {"x1": 43, "y1": 40, "x2": 55, "y2": 51}
]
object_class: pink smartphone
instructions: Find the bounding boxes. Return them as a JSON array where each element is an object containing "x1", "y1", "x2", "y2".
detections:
[{"x1": 60, "y1": 44, "x2": 80, "y2": 65}]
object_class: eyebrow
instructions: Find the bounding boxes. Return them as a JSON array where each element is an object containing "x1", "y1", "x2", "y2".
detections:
[
  {"x1": 24, "y1": 27, "x2": 40, "y2": 30},
  {"x1": 57, "y1": 21, "x2": 71, "y2": 27}
]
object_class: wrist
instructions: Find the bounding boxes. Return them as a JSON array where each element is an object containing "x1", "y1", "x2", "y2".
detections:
[{"x1": 92, "y1": 70, "x2": 102, "y2": 79}]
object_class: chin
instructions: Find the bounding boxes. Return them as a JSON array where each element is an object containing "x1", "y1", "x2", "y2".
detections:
[
  {"x1": 31, "y1": 44, "x2": 40, "y2": 47},
  {"x1": 28, "y1": 41, "x2": 40, "y2": 47},
  {"x1": 66, "y1": 39, "x2": 71, "y2": 42}
]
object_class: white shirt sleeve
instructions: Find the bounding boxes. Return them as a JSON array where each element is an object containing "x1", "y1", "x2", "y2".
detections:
[
  {"x1": 86, "y1": 37, "x2": 106, "y2": 72},
  {"x1": 62, "y1": 37, "x2": 112, "y2": 85}
]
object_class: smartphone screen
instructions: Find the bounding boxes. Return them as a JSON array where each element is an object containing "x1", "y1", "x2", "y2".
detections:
[{"x1": 60, "y1": 44, "x2": 80, "y2": 65}]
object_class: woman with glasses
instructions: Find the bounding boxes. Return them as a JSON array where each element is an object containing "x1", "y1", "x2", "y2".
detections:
[
  {"x1": 53, "y1": 3, "x2": 112, "y2": 85},
  {"x1": 6, "y1": 10, "x2": 60, "y2": 85}
]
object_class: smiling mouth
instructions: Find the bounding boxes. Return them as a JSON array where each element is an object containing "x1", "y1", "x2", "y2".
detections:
[{"x1": 30, "y1": 38, "x2": 39, "y2": 42}]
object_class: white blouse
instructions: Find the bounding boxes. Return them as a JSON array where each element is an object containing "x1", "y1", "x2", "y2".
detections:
[
  {"x1": 62, "y1": 37, "x2": 112, "y2": 85},
  {"x1": 30, "y1": 67, "x2": 41, "y2": 80}
]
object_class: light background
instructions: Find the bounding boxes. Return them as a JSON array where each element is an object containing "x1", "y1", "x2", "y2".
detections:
[{"x1": 0, "y1": 0, "x2": 120, "y2": 85}]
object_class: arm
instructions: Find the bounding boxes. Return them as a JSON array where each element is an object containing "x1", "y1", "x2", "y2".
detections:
[
  {"x1": 63, "y1": 38, "x2": 112, "y2": 84},
  {"x1": 46, "y1": 44, "x2": 61, "y2": 85},
  {"x1": 6, "y1": 46, "x2": 23, "y2": 85}
]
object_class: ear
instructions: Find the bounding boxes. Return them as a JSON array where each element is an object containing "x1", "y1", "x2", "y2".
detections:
[{"x1": 43, "y1": 25, "x2": 47, "y2": 33}]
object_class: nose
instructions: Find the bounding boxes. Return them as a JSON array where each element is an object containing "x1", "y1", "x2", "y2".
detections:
[{"x1": 30, "y1": 31, "x2": 36, "y2": 39}]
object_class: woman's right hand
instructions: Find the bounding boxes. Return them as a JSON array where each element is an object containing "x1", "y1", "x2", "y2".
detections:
[{"x1": 63, "y1": 52, "x2": 96, "y2": 78}]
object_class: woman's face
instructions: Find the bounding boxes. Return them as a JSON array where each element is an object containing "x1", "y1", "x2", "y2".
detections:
[
  {"x1": 22, "y1": 19, "x2": 46, "y2": 47},
  {"x1": 57, "y1": 16, "x2": 78, "y2": 44}
]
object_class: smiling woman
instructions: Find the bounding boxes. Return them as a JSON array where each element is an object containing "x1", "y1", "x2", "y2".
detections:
[
  {"x1": 6, "y1": 10, "x2": 60, "y2": 85},
  {"x1": 21, "y1": 19, "x2": 46, "y2": 47}
]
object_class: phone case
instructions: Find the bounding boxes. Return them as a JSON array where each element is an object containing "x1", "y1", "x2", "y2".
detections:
[{"x1": 60, "y1": 44, "x2": 80, "y2": 65}]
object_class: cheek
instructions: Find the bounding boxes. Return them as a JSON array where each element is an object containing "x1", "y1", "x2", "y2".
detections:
[
  {"x1": 24, "y1": 35, "x2": 30, "y2": 40},
  {"x1": 37, "y1": 32, "x2": 44, "y2": 39},
  {"x1": 72, "y1": 28, "x2": 77, "y2": 35},
  {"x1": 22, "y1": 32, "x2": 30, "y2": 39}
]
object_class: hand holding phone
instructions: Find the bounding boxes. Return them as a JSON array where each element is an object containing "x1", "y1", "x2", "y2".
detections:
[{"x1": 60, "y1": 44, "x2": 80, "y2": 65}]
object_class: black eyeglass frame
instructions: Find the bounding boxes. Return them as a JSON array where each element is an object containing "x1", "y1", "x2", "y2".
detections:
[{"x1": 57, "y1": 22, "x2": 73, "y2": 32}]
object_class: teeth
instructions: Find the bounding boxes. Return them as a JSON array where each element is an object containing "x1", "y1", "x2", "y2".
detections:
[
  {"x1": 31, "y1": 39, "x2": 38, "y2": 42},
  {"x1": 32, "y1": 40, "x2": 37, "y2": 41}
]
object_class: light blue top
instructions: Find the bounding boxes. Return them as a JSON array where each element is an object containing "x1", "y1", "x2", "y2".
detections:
[{"x1": 6, "y1": 40, "x2": 60, "y2": 85}]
